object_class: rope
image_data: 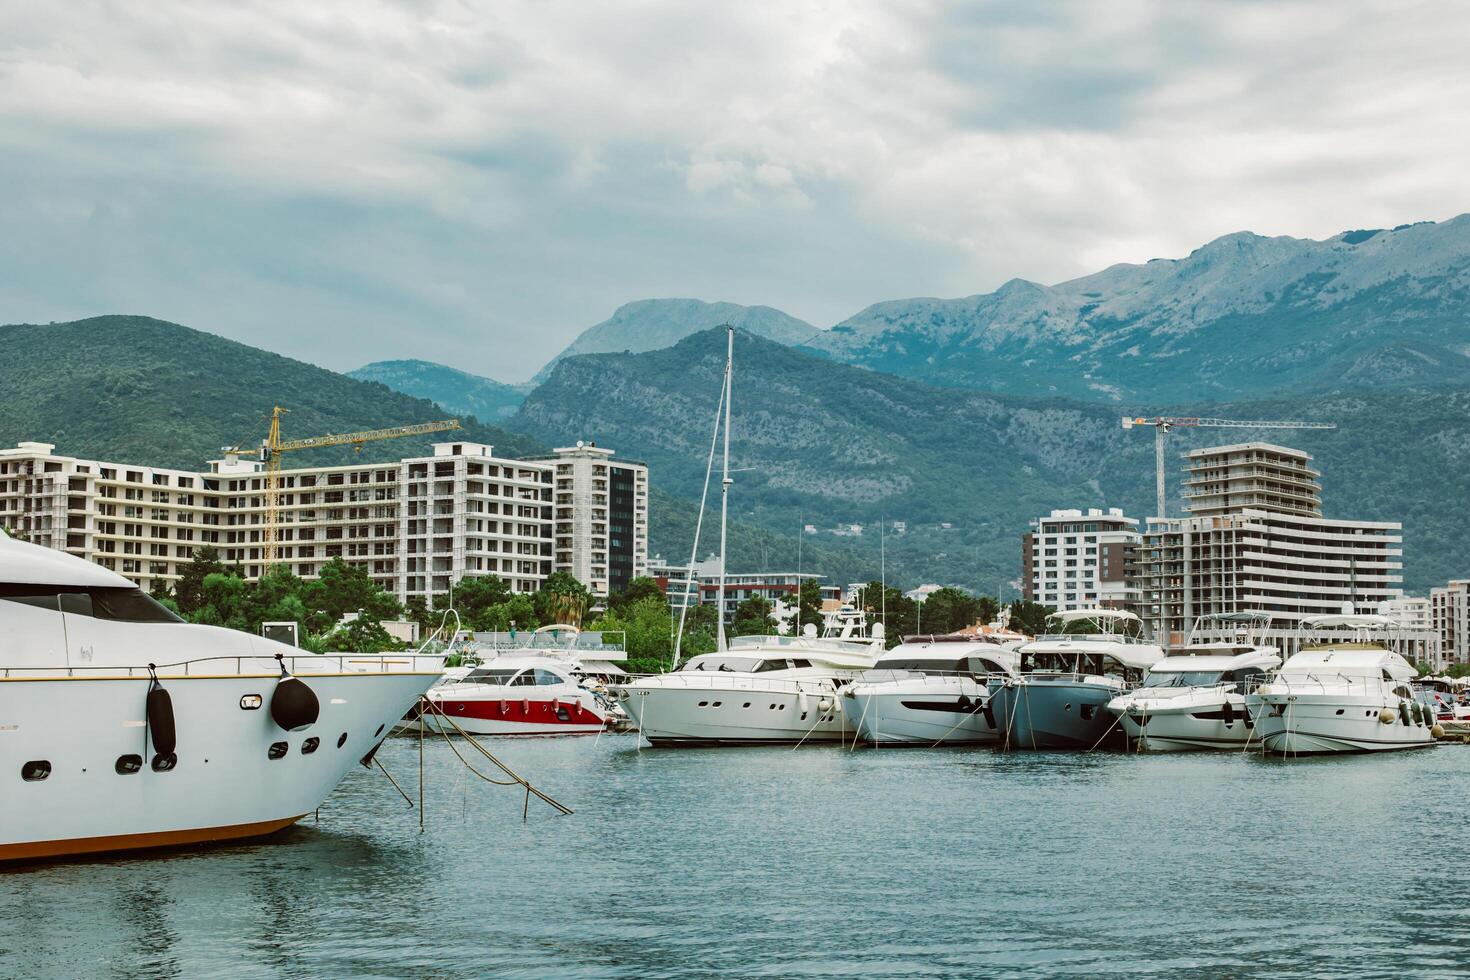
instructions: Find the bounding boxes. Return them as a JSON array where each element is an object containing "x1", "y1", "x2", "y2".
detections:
[
  {"x1": 421, "y1": 697, "x2": 574, "y2": 817},
  {"x1": 928, "y1": 682, "x2": 989, "y2": 748},
  {"x1": 847, "y1": 691, "x2": 874, "y2": 752},
  {"x1": 1085, "y1": 704, "x2": 1126, "y2": 752},
  {"x1": 791, "y1": 686, "x2": 832, "y2": 749}
]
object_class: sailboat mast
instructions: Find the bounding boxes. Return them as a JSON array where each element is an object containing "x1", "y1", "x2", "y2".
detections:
[{"x1": 716, "y1": 325, "x2": 734, "y2": 651}]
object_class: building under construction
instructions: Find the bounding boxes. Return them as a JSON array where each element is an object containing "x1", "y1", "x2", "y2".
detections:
[{"x1": 1137, "y1": 442, "x2": 1435, "y2": 662}]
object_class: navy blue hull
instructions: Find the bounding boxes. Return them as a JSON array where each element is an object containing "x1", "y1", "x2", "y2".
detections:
[{"x1": 988, "y1": 678, "x2": 1127, "y2": 750}]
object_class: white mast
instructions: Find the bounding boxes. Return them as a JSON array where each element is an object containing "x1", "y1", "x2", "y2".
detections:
[
  {"x1": 671, "y1": 372, "x2": 727, "y2": 668},
  {"x1": 716, "y1": 325, "x2": 734, "y2": 652}
]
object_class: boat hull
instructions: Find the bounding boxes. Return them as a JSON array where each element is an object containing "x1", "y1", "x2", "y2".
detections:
[
  {"x1": 620, "y1": 683, "x2": 850, "y2": 745},
  {"x1": 989, "y1": 678, "x2": 1126, "y2": 750},
  {"x1": 1113, "y1": 693, "x2": 1255, "y2": 752},
  {"x1": 1248, "y1": 695, "x2": 1437, "y2": 755},
  {"x1": 403, "y1": 694, "x2": 612, "y2": 736},
  {"x1": 843, "y1": 681, "x2": 1000, "y2": 746},
  {"x1": 0, "y1": 668, "x2": 436, "y2": 863}
]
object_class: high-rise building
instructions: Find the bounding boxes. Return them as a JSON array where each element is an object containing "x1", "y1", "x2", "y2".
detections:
[
  {"x1": 1022, "y1": 507, "x2": 1140, "y2": 611},
  {"x1": 1138, "y1": 442, "x2": 1413, "y2": 653},
  {"x1": 1431, "y1": 580, "x2": 1470, "y2": 665},
  {"x1": 525, "y1": 443, "x2": 649, "y2": 597},
  {"x1": 0, "y1": 438, "x2": 648, "y2": 602}
]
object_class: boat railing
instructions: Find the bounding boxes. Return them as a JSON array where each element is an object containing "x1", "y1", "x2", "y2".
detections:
[
  {"x1": 852, "y1": 669, "x2": 1010, "y2": 688},
  {"x1": 615, "y1": 673, "x2": 844, "y2": 696},
  {"x1": 0, "y1": 652, "x2": 449, "y2": 680}
]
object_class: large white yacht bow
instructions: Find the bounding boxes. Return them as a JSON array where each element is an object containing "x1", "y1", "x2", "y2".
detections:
[{"x1": 0, "y1": 529, "x2": 443, "y2": 862}]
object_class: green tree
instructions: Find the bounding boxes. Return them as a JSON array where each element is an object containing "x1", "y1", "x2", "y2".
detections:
[
  {"x1": 1007, "y1": 600, "x2": 1055, "y2": 637},
  {"x1": 859, "y1": 581, "x2": 917, "y2": 647},
  {"x1": 731, "y1": 595, "x2": 777, "y2": 637},
  {"x1": 916, "y1": 586, "x2": 980, "y2": 635},
  {"x1": 479, "y1": 593, "x2": 538, "y2": 633},
  {"x1": 607, "y1": 576, "x2": 666, "y2": 616},
  {"x1": 174, "y1": 545, "x2": 230, "y2": 614},
  {"x1": 446, "y1": 575, "x2": 513, "y2": 630},
  {"x1": 536, "y1": 571, "x2": 593, "y2": 626},
  {"x1": 325, "y1": 616, "x2": 405, "y2": 653},
  {"x1": 301, "y1": 558, "x2": 402, "y2": 634},
  {"x1": 592, "y1": 595, "x2": 674, "y2": 673},
  {"x1": 790, "y1": 579, "x2": 825, "y2": 634}
]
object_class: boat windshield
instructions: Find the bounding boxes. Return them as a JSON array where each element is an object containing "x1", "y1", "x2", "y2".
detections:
[
  {"x1": 0, "y1": 585, "x2": 184, "y2": 623},
  {"x1": 462, "y1": 668, "x2": 520, "y2": 685},
  {"x1": 1143, "y1": 670, "x2": 1223, "y2": 688},
  {"x1": 679, "y1": 656, "x2": 763, "y2": 673},
  {"x1": 874, "y1": 657, "x2": 1007, "y2": 676}
]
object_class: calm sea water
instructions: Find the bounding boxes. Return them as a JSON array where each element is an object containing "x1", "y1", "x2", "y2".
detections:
[{"x1": 3, "y1": 735, "x2": 1468, "y2": 979}]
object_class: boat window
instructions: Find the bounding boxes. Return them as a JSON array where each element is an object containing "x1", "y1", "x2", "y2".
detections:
[
  {"x1": 753, "y1": 659, "x2": 791, "y2": 672},
  {"x1": 680, "y1": 656, "x2": 762, "y2": 673},
  {"x1": 1143, "y1": 670, "x2": 1223, "y2": 688},
  {"x1": 0, "y1": 585, "x2": 181, "y2": 622},
  {"x1": 789, "y1": 659, "x2": 811, "y2": 669},
  {"x1": 967, "y1": 658, "x2": 1005, "y2": 675},
  {"x1": 465, "y1": 669, "x2": 518, "y2": 685},
  {"x1": 510, "y1": 671, "x2": 539, "y2": 687},
  {"x1": 534, "y1": 669, "x2": 564, "y2": 686},
  {"x1": 878, "y1": 658, "x2": 961, "y2": 674}
]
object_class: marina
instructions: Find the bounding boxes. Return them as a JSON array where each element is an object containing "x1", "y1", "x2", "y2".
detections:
[{"x1": 4, "y1": 734, "x2": 1469, "y2": 978}]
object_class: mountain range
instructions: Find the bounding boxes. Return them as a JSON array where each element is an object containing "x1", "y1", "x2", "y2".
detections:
[
  {"x1": 511, "y1": 328, "x2": 1470, "y2": 594},
  {"x1": 7, "y1": 213, "x2": 1469, "y2": 597}
]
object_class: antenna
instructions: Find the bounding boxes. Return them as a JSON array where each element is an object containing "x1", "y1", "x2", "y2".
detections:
[{"x1": 880, "y1": 515, "x2": 886, "y2": 639}]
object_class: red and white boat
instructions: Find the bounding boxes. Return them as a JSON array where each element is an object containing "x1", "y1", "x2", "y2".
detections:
[{"x1": 405, "y1": 655, "x2": 625, "y2": 735}]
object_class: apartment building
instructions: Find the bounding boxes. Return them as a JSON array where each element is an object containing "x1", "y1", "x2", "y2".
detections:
[
  {"x1": 1138, "y1": 443, "x2": 1411, "y2": 651},
  {"x1": 524, "y1": 442, "x2": 649, "y2": 597},
  {"x1": 0, "y1": 438, "x2": 646, "y2": 602},
  {"x1": 1431, "y1": 580, "x2": 1469, "y2": 665},
  {"x1": 1022, "y1": 507, "x2": 1140, "y2": 611}
]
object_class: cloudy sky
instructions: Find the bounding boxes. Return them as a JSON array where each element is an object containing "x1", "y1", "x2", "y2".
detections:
[{"x1": 2, "y1": 0, "x2": 1467, "y2": 380}]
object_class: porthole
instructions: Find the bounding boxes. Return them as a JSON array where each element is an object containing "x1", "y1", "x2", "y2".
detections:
[
  {"x1": 302, "y1": 737, "x2": 320, "y2": 755},
  {"x1": 268, "y1": 741, "x2": 288, "y2": 760},
  {"x1": 337, "y1": 732, "x2": 348, "y2": 748},
  {"x1": 743, "y1": 702, "x2": 751, "y2": 708},
  {"x1": 115, "y1": 754, "x2": 143, "y2": 775},
  {"x1": 778, "y1": 704, "x2": 786, "y2": 711},
  {"x1": 1335, "y1": 709, "x2": 1345, "y2": 716},
  {"x1": 151, "y1": 752, "x2": 178, "y2": 772},
  {"x1": 698, "y1": 701, "x2": 708, "y2": 707},
  {"x1": 712, "y1": 701, "x2": 722, "y2": 708},
  {"x1": 21, "y1": 760, "x2": 50, "y2": 782}
]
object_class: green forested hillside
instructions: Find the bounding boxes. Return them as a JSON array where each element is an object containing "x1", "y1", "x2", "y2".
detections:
[
  {"x1": 514, "y1": 329, "x2": 1470, "y2": 594},
  {"x1": 0, "y1": 316, "x2": 542, "y2": 468}
]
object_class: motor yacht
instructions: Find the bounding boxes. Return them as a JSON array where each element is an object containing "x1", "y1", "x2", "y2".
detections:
[
  {"x1": 404, "y1": 654, "x2": 624, "y2": 735},
  {"x1": 1247, "y1": 614, "x2": 1438, "y2": 755},
  {"x1": 1107, "y1": 636, "x2": 1281, "y2": 752},
  {"x1": 988, "y1": 609, "x2": 1165, "y2": 750},
  {"x1": 612, "y1": 611, "x2": 884, "y2": 746},
  {"x1": 842, "y1": 636, "x2": 1020, "y2": 746},
  {"x1": 0, "y1": 529, "x2": 444, "y2": 863}
]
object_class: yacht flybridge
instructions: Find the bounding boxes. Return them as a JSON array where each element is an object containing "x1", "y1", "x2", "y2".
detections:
[
  {"x1": 1247, "y1": 615, "x2": 1437, "y2": 755},
  {"x1": 614, "y1": 611, "x2": 884, "y2": 745},
  {"x1": 1107, "y1": 614, "x2": 1282, "y2": 751},
  {"x1": 0, "y1": 529, "x2": 444, "y2": 863},
  {"x1": 988, "y1": 609, "x2": 1165, "y2": 750},
  {"x1": 842, "y1": 636, "x2": 1021, "y2": 746}
]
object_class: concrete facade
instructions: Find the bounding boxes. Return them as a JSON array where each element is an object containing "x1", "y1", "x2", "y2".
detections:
[
  {"x1": 0, "y1": 439, "x2": 648, "y2": 603},
  {"x1": 1138, "y1": 442, "x2": 1412, "y2": 650},
  {"x1": 523, "y1": 443, "x2": 649, "y2": 598},
  {"x1": 1431, "y1": 580, "x2": 1470, "y2": 665},
  {"x1": 1023, "y1": 507, "x2": 1140, "y2": 611}
]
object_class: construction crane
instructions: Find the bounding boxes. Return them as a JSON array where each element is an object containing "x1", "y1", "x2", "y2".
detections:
[
  {"x1": 228, "y1": 407, "x2": 461, "y2": 567},
  {"x1": 1122, "y1": 416, "x2": 1337, "y2": 520}
]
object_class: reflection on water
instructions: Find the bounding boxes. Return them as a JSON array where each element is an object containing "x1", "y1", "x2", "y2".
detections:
[{"x1": 3, "y1": 736, "x2": 1469, "y2": 978}]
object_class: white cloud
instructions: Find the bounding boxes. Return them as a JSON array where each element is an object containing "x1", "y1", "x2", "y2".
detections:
[{"x1": 0, "y1": 0, "x2": 1467, "y2": 380}]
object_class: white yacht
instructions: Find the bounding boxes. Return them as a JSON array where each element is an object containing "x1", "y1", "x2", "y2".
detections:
[
  {"x1": 842, "y1": 636, "x2": 1020, "y2": 746},
  {"x1": 0, "y1": 530, "x2": 443, "y2": 863},
  {"x1": 1247, "y1": 614, "x2": 1438, "y2": 755},
  {"x1": 988, "y1": 609, "x2": 1165, "y2": 750},
  {"x1": 1106, "y1": 616, "x2": 1281, "y2": 751},
  {"x1": 613, "y1": 612, "x2": 884, "y2": 746}
]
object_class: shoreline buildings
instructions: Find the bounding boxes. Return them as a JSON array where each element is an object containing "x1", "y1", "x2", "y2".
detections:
[
  {"x1": 1431, "y1": 580, "x2": 1469, "y2": 665},
  {"x1": 0, "y1": 439, "x2": 647, "y2": 603},
  {"x1": 1136, "y1": 442, "x2": 1437, "y2": 663}
]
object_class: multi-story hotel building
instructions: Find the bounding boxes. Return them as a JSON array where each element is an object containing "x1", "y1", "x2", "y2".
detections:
[
  {"x1": 1431, "y1": 580, "x2": 1469, "y2": 665},
  {"x1": 1022, "y1": 507, "x2": 1140, "y2": 611},
  {"x1": 1137, "y1": 443, "x2": 1417, "y2": 654},
  {"x1": 0, "y1": 438, "x2": 648, "y2": 602},
  {"x1": 524, "y1": 442, "x2": 649, "y2": 598}
]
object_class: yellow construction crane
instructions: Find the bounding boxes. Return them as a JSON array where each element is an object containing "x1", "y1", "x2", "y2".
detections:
[
  {"x1": 1122, "y1": 416, "x2": 1336, "y2": 520},
  {"x1": 229, "y1": 407, "x2": 461, "y2": 567}
]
